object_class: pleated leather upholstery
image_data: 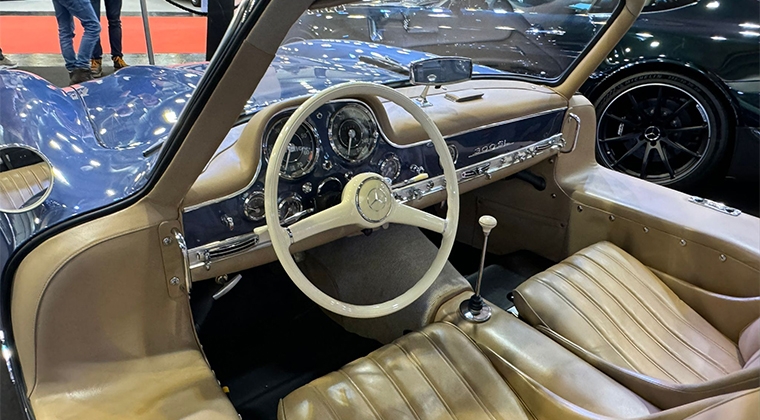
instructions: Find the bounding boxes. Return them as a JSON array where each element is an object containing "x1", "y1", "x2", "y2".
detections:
[
  {"x1": 0, "y1": 162, "x2": 51, "y2": 210},
  {"x1": 279, "y1": 322, "x2": 531, "y2": 420},
  {"x1": 515, "y1": 241, "x2": 759, "y2": 407}
]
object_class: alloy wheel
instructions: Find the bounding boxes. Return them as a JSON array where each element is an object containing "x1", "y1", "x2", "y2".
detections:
[{"x1": 597, "y1": 82, "x2": 712, "y2": 185}]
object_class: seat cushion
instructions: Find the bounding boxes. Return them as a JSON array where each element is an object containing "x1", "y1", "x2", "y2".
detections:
[
  {"x1": 278, "y1": 322, "x2": 532, "y2": 420},
  {"x1": 514, "y1": 241, "x2": 758, "y2": 408}
]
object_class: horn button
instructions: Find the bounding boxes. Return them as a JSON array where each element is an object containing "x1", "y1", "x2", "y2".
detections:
[{"x1": 356, "y1": 176, "x2": 393, "y2": 223}]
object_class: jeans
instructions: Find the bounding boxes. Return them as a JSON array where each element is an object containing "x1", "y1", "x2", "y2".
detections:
[
  {"x1": 52, "y1": 0, "x2": 101, "y2": 71},
  {"x1": 90, "y1": 0, "x2": 123, "y2": 59}
]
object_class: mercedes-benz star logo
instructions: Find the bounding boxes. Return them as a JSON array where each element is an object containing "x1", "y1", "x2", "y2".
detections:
[
  {"x1": 644, "y1": 126, "x2": 662, "y2": 141},
  {"x1": 367, "y1": 187, "x2": 389, "y2": 212}
]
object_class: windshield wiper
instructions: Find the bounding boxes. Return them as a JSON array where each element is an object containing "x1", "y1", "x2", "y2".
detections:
[{"x1": 358, "y1": 55, "x2": 409, "y2": 76}]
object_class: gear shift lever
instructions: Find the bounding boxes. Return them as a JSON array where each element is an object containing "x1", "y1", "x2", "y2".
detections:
[{"x1": 459, "y1": 215, "x2": 496, "y2": 322}]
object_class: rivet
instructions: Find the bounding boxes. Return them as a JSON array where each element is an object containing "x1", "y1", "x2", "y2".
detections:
[
  {"x1": 577, "y1": 205, "x2": 583, "y2": 213},
  {"x1": 162, "y1": 237, "x2": 172, "y2": 246},
  {"x1": 486, "y1": 173, "x2": 492, "y2": 180},
  {"x1": 551, "y1": 193, "x2": 557, "y2": 199},
  {"x1": 679, "y1": 239, "x2": 687, "y2": 247},
  {"x1": 609, "y1": 215, "x2": 615, "y2": 221},
  {"x1": 548, "y1": 158, "x2": 555, "y2": 164},
  {"x1": 170, "y1": 276, "x2": 180, "y2": 285},
  {"x1": 643, "y1": 227, "x2": 649, "y2": 233},
  {"x1": 719, "y1": 254, "x2": 727, "y2": 262}
]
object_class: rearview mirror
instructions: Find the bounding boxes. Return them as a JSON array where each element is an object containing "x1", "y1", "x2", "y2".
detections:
[{"x1": 409, "y1": 57, "x2": 473, "y2": 86}]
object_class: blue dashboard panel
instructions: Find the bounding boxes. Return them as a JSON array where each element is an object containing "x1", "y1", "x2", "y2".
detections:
[{"x1": 182, "y1": 101, "x2": 565, "y2": 247}]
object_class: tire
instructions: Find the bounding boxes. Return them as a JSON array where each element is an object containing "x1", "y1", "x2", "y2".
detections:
[{"x1": 593, "y1": 71, "x2": 730, "y2": 190}]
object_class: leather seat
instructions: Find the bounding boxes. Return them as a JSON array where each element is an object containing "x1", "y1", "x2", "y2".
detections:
[
  {"x1": 514, "y1": 241, "x2": 760, "y2": 409},
  {"x1": 279, "y1": 296, "x2": 759, "y2": 419}
]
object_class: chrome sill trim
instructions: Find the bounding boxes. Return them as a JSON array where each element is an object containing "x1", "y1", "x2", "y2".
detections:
[{"x1": 188, "y1": 133, "x2": 565, "y2": 272}]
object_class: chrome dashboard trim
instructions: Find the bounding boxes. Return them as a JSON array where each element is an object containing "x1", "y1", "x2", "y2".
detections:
[
  {"x1": 188, "y1": 133, "x2": 565, "y2": 273},
  {"x1": 183, "y1": 100, "x2": 567, "y2": 211},
  {"x1": 393, "y1": 133, "x2": 565, "y2": 204}
]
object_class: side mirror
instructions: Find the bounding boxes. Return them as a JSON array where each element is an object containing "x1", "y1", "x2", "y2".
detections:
[{"x1": 409, "y1": 57, "x2": 473, "y2": 86}]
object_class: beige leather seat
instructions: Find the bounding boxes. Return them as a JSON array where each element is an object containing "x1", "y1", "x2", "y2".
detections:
[
  {"x1": 279, "y1": 293, "x2": 759, "y2": 419},
  {"x1": 0, "y1": 162, "x2": 51, "y2": 210},
  {"x1": 514, "y1": 241, "x2": 760, "y2": 409}
]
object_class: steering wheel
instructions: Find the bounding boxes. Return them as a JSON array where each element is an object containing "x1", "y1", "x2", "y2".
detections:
[{"x1": 264, "y1": 82, "x2": 459, "y2": 318}]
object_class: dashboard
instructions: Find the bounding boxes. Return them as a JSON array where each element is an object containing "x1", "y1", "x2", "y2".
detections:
[{"x1": 182, "y1": 86, "x2": 569, "y2": 279}]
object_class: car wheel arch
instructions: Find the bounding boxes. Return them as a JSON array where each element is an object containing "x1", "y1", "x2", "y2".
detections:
[{"x1": 584, "y1": 60, "x2": 740, "y2": 131}]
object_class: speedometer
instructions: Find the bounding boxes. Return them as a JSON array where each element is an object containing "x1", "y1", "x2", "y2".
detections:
[
  {"x1": 264, "y1": 116, "x2": 319, "y2": 180},
  {"x1": 328, "y1": 103, "x2": 379, "y2": 163}
]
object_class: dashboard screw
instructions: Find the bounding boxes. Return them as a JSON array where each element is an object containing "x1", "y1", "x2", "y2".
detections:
[
  {"x1": 302, "y1": 182, "x2": 313, "y2": 194},
  {"x1": 162, "y1": 237, "x2": 172, "y2": 246},
  {"x1": 719, "y1": 254, "x2": 727, "y2": 262},
  {"x1": 643, "y1": 227, "x2": 649, "y2": 233},
  {"x1": 679, "y1": 239, "x2": 687, "y2": 246},
  {"x1": 551, "y1": 193, "x2": 557, "y2": 199},
  {"x1": 549, "y1": 158, "x2": 555, "y2": 164},
  {"x1": 609, "y1": 215, "x2": 615, "y2": 221},
  {"x1": 577, "y1": 205, "x2": 583, "y2": 213},
  {"x1": 170, "y1": 276, "x2": 180, "y2": 286}
]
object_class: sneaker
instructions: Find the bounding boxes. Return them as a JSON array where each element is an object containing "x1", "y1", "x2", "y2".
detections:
[
  {"x1": 113, "y1": 56, "x2": 128, "y2": 70},
  {"x1": 0, "y1": 56, "x2": 18, "y2": 69},
  {"x1": 90, "y1": 58, "x2": 103, "y2": 78},
  {"x1": 69, "y1": 68, "x2": 93, "y2": 85}
]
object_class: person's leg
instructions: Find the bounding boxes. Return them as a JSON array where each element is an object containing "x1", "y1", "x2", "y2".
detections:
[
  {"x1": 89, "y1": 0, "x2": 103, "y2": 60},
  {"x1": 52, "y1": 0, "x2": 78, "y2": 71},
  {"x1": 63, "y1": 0, "x2": 101, "y2": 70},
  {"x1": 104, "y1": 0, "x2": 122, "y2": 59},
  {"x1": 0, "y1": 48, "x2": 4, "y2": 60}
]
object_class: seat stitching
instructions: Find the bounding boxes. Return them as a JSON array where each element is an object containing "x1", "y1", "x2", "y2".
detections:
[
  {"x1": 594, "y1": 246, "x2": 739, "y2": 357},
  {"x1": 306, "y1": 383, "x2": 341, "y2": 420},
  {"x1": 365, "y1": 356, "x2": 422, "y2": 420},
  {"x1": 558, "y1": 263, "x2": 705, "y2": 382},
  {"x1": 532, "y1": 276, "x2": 640, "y2": 373},
  {"x1": 417, "y1": 329, "x2": 498, "y2": 420},
  {"x1": 337, "y1": 369, "x2": 384, "y2": 420},
  {"x1": 577, "y1": 252, "x2": 735, "y2": 375},
  {"x1": 393, "y1": 341, "x2": 458, "y2": 420}
]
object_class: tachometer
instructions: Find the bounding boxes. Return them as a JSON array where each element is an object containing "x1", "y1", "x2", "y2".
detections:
[
  {"x1": 328, "y1": 103, "x2": 379, "y2": 163},
  {"x1": 264, "y1": 116, "x2": 319, "y2": 180}
]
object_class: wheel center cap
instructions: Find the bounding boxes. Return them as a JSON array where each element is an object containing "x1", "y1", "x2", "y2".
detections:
[
  {"x1": 356, "y1": 176, "x2": 393, "y2": 223},
  {"x1": 644, "y1": 126, "x2": 662, "y2": 141}
]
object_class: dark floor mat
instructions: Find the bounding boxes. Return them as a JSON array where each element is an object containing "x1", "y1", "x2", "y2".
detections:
[
  {"x1": 464, "y1": 250, "x2": 555, "y2": 310},
  {"x1": 192, "y1": 264, "x2": 381, "y2": 420}
]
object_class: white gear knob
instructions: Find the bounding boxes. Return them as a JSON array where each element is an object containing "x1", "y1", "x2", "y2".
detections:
[{"x1": 479, "y1": 215, "x2": 497, "y2": 235}]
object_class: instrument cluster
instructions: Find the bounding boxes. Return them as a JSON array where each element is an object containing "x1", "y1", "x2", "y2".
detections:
[{"x1": 244, "y1": 100, "x2": 429, "y2": 230}]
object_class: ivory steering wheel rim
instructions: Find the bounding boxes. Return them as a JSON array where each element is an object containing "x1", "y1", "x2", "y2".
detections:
[{"x1": 264, "y1": 82, "x2": 459, "y2": 318}]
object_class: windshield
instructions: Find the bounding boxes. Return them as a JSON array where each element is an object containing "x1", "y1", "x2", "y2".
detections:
[{"x1": 282, "y1": 0, "x2": 620, "y2": 83}]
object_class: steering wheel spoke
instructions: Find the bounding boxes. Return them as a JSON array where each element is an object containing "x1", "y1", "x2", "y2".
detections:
[
  {"x1": 388, "y1": 203, "x2": 446, "y2": 234},
  {"x1": 286, "y1": 202, "x2": 355, "y2": 244}
]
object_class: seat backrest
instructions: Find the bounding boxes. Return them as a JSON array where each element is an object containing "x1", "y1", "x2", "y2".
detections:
[{"x1": 739, "y1": 317, "x2": 760, "y2": 369}]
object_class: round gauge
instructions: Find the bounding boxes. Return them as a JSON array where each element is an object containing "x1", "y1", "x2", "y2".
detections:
[
  {"x1": 379, "y1": 153, "x2": 401, "y2": 181},
  {"x1": 278, "y1": 193, "x2": 303, "y2": 222},
  {"x1": 328, "y1": 103, "x2": 379, "y2": 163},
  {"x1": 264, "y1": 116, "x2": 319, "y2": 180},
  {"x1": 243, "y1": 190, "x2": 265, "y2": 221},
  {"x1": 447, "y1": 144, "x2": 459, "y2": 164}
]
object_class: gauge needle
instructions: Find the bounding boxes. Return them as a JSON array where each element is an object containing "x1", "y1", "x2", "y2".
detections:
[
  {"x1": 284, "y1": 146, "x2": 292, "y2": 171},
  {"x1": 347, "y1": 128, "x2": 355, "y2": 157}
]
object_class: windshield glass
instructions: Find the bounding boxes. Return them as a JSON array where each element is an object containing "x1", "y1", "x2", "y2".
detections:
[{"x1": 280, "y1": 0, "x2": 620, "y2": 83}]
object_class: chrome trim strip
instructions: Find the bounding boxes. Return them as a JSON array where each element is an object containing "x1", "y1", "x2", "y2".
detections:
[{"x1": 563, "y1": 113, "x2": 581, "y2": 154}]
